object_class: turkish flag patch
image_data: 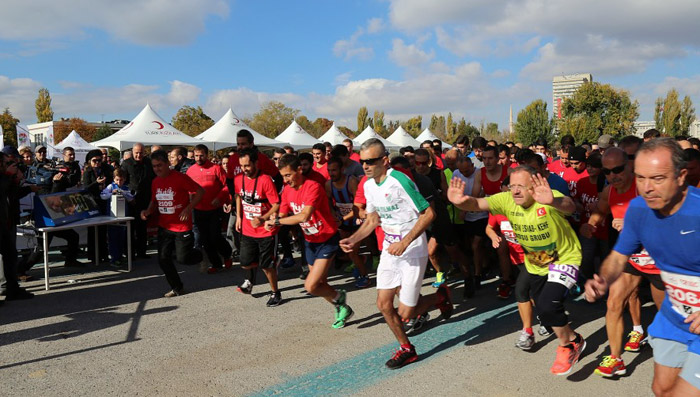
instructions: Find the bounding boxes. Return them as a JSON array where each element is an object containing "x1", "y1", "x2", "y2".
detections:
[{"x1": 536, "y1": 207, "x2": 547, "y2": 217}]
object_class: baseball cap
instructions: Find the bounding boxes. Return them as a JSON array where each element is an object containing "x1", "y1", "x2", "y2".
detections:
[
  {"x1": 597, "y1": 134, "x2": 613, "y2": 149},
  {"x1": 568, "y1": 146, "x2": 587, "y2": 162},
  {"x1": 35, "y1": 145, "x2": 47, "y2": 152}
]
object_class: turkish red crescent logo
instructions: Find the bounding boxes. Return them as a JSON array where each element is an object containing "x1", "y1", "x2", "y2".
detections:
[
  {"x1": 233, "y1": 118, "x2": 240, "y2": 124},
  {"x1": 123, "y1": 122, "x2": 134, "y2": 130},
  {"x1": 152, "y1": 121, "x2": 164, "y2": 129},
  {"x1": 537, "y1": 207, "x2": 547, "y2": 217}
]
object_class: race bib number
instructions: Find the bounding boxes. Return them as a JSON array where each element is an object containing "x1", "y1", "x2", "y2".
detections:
[
  {"x1": 661, "y1": 271, "x2": 700, "y2": 318},
  {"x1": 300, "y1": 221, "x2": 319, "y2": 235},
  {"x1": 158, "y1": 200, "x2": 175, "y2": 214},
  {"x1": 629, "y1": 248, "x2": 656, "y2": 268},
  {"x1": 242, "y1": 203, "x2": 262, "y2": 220},
  {"x1": 547, "y1": 264, "x2": 579, "y2": 289},
  {"x1": 500, "y1": 220, "x2": 519, "y2": 245},
  {"x1": 337, "y1": 203, "x2": 353, "y2": 217},
  {"x1": 383, "y1": 224, "x2": 404, "y2": 244}
]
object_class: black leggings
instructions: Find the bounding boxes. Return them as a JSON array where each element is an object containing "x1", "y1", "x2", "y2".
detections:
[{"x1": 515, "y1": 270, "x2": 570, "y2": 327}]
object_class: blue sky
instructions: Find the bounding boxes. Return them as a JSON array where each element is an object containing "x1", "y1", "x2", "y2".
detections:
[{"x1": 1, "y1": 0, "x2": 699, "y2": 133}]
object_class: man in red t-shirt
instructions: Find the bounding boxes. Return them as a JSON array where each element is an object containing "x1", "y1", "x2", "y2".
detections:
[
  {"x1": 311, "y1": 143, "x2": 330, "y2": 179},
  {"x1": 562, "y1": 146, "x2": 589, "y2": 196},
  {"x1": 141, "y1": 150, "x2": 204, "y2": 297},
  {"x1": 234, "y1": 148, "x2": 282, "y2": 307},
  {"x1": 187, "y1": 144, "x2": 233, "y2": 274},
  {"x1": 265, "y1": 154, "x2": 353, "y2": 329},
  {"x1": 343, "y1": 138, "x2": 361, "y2": 163},
  {"x1": 299, "y1": 152, "x2": 327, "y2": 185}
]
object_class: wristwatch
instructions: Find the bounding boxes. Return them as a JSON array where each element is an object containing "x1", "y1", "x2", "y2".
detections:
[{"x1": 274, "y1": 218, "x2": 281, "y2": 226}]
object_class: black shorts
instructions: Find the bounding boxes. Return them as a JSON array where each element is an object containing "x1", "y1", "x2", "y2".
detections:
[
  {"x1": 240, "y1": 234, "x2": 278, "y2": 269},
  {"x1": 460, "y1": 218, "x2": 488, "y2": 237},
  {"x1": 623, "y1": 262, "x2": 664, "y2": 290},
  {"x1": 427, "y1": 221, "x2": 457, "y2": 246},
  {"x1": 305, "y1": 233, "x2": 340, "y2": 265},
  {"x1": 515, "y1": 269, "x2": 548, "y2": 303}
]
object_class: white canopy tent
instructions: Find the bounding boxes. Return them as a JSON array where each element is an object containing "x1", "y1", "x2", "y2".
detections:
[
  {"x1": 275, "y1": 120, "x2": 321, "y2": 149},
  {"x1": 318, "y1": 123, "x2": 350, "y2": 146},
  {"x1": 386, "y1": 126, "x2": 420, "y2": 148},
  {"x1": 416, "y1": 128, "x2": 452, "y2": 148},
  {"x1": 352, "y1": 126, "x2": 400, "y2": 150},
  {"x1": 92, "y1": 104, "x2": 205, "y2": 151},
  {"x1": 196, "y1": 108, "x2": 285, "y2": 150},
  {"x1": 55, "y1": 130, "x2": 98, "y2": 165}
]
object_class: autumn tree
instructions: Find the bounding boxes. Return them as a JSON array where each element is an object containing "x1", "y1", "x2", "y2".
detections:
[
  {"x1": 54, "y1": 118, "x2": 97, "y2": 143},
  {"x1": 171, "y1": 105, "x2": 214, "y2": 137},
  {"x1": 559, "y1": 82, "x2": 638, "y2": 139},
  {"x1": 310, "y1": 118, "x2": 334, "y2": 138},
  {"x1": 296, "y1": 115, "x2": 314, "y2": 134},
  {"x1": 373, "y1": 110, "x2": 387, "y2": 137},
  {"x1": 444, "y1": 112, "x2": 457, "y2": 142},
  {"x1": 429, "y1": 114, "x2": 446, "y2": 137},
  {"x1": 356, "y1": 106, "x2": 371, "y2": 134},
  {"x1": 338, "y1": 126, "x2": 355, "y2": 138},
  {"x1": 655, "y1": 89, "x2": 696, "y2": 137},
  {"x1": 515, "y1": 99, "x2": 554, "y2": 146},
  {"x1": 0, "y1": 108, "x2": 20, "y2": 146},
  {"x1": 247, "y1": 101, "x2": 300, "y2": 138},
  {"x1": 35, "y1": 88, "x2": 54, "y2": 123},
  {"x1": 401, "y1": 115, "x2": 422, "y2": 136}
]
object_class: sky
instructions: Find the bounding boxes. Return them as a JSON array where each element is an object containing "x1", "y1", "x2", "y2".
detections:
[{"x1": 1, "y1": 0, "x2": 700, "y2": 134}]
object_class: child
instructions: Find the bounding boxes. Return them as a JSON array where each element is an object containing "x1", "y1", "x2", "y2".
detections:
[{"x1": 101, "y1": 168, "x2": 135, "y2": 267}]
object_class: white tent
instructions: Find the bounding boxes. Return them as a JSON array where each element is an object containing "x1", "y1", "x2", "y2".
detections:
[
  {"x1": 196, "y1": 108, "x2": 285, "y2": 150},
  {"x1": 92, "y1": 104, "x2": 204, "y2": 151},
  {"x1": 275, "y1": 120, "x2": 321, "y2": 149},
  {"x1": 416, "y1": 128, "x2": 452, "y2": 148},
  {"x1": 319, "y1": 123, "x2": 350, "y2": 146},
  {"x1": 352, "y1": 126, "x2": 400, "y2": 150},
  {"x1": 387, "y1": 126, "x2": 420, "y2": 147},
  {"x1": 55, "y1": 130, "x2": 98, "y2": 165}
]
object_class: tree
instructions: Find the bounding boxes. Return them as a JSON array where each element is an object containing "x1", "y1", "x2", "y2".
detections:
[
  {"x1": 481, "y1": 122, "x2": 500, "y2": 142},
  {"x1": 356, "y1": 106, "x2": 370, "y2": 134},
  {"x1": 557, "y1": 116, "x2": 600, "y2": 145},
  {"x1": 247, "y1": 101, "x2": 300, "y2": 138},
  {"x1": 373, "y1": 110, "x2": 387, "y2": 137},
  {"x1": 0, "y1": 108, "x2": 20, "y2": 147},
  {"x1": 171, "y1": 105, "x2": 214, "y2": 137},
  {"x1": 35, "y1": 88, "x2": 54, "y2": 123},
  {"x1": 94, "y1": 124, "x2": 114, "y2": 141},
  {"x1": 656, "y1": 89, "x2": 697, "y2": 137},
  {"x1": 515, "y1": 100, "x2": 554, "y2": 146},
  {"x1": 559, "y1": 82, "x2": 638, "y2": 139},
  {"x1": 401, "y1": 115, "x2": 422, "y2": 136},
  {"x1": 54, "y1": 118, "x2": 96, "y2": 143},
  {"x1": 296, "y1": 115, "x2": 314, "y2": 134},
  {"x1": 455, "y1": 118, "x2": 480, "y2": 144},
  {"x1": 429, "y1": 114, "x2": 446, "y2": 137},
  {"x1": 310, "y1": 118, "x2": 334, "y2": 138},
  {"x1": 338, "y1": 126, "x2": 355, "y2": 138},
  {"x1": 444, "y1": 113, "x2": 456, "y2": 142}
]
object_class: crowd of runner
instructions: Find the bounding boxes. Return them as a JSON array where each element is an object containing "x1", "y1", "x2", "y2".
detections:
[{"x1": 1, "y1": 128, "x2": 699, "y2": 394}]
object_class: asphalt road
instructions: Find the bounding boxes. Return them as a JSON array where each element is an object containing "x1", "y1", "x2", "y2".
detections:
[{"x1": 1, "y1": 254, "x2": 657, "y2": 396}]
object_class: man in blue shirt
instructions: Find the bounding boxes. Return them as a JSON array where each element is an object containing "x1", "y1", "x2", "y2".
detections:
[{"x1": 586, "y1": 138, "x2": 700, "y2": 396}]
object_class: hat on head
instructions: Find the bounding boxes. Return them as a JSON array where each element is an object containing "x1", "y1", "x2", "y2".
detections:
[
  {"x1": 85, "y1": 149, "x2": 102, "y2": 164},
  {"x1": 35, "y1": 145, "x2": 47, "y2": 152},
  {"x1": 597, "y1": 134, "x2": 613, "y2": 149},
  {"x1": 568, "y1": 146, "x2": 587, "y2": 162},
  {"x1": 2, "y1": 145, "x2": 20, "y2": 157},
  {"x1": 536, "y1": 152, "x2": 548, "y2": 164}
]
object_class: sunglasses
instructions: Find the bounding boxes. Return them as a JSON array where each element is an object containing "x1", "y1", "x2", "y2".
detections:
[
  {"x1": 91, "y1": 158, "x2": 103, "y2": 163},
  {"x1": 602, "y1": 164, "x2": 625, "y2": 175},
  {"x1": 359, "y1": 156, "x2": 384, "y2": 166}
]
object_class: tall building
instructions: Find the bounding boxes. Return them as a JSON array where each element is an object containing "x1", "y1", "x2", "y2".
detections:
[{"x1": 552, "y1": 73, "x2": 593, "y2": 119}]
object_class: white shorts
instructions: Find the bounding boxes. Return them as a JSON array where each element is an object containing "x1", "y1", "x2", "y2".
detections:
[{"x1": 375, "y1": 251, "x2": 428, "y2": 307}]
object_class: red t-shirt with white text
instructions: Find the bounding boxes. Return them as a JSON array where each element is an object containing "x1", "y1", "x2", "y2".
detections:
[
  {"x1": 280, "y1": 178, "x2": 337, "y2": 243},
  {"x1": 151, "y1": 171, "x2": 201, "y2": 232},
  {"x1": 186, "y1": 160, "x2": 229, "y2": 211},
  {"x1": 234, "y1": 173, "x2": 279, "y2": 238}
]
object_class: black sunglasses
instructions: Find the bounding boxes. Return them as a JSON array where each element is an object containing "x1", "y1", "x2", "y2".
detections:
[
  {"x1": 602, "y1": 164, "x2": 625, "y2": 175},
  {"x1": 359, "y1": 156, "x2": 384, "y2": 166}
]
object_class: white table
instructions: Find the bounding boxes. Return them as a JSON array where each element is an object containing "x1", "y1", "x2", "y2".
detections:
[{"x1": 36, "y1": 216, "x2": 134, "y2": 290}]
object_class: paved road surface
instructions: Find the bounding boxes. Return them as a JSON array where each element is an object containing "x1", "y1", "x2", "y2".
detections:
[{"x1": 1, "y1": 256, "x2": 657, "y2": 396}]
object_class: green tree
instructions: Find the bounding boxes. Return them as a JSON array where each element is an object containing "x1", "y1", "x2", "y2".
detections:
[
  {"x1": 247, "y1": 101, "x2": 300, "y2": 138},
  {"x1": 429, "y1": 114, "x2": 446, "y2": 137},
  {"x1": 481, "y1": 122, "x2": 500, "y2": 142},
  {"x1": 387, "y1": 120, "x2": 400, "y2": 134},
  {"x1": 356, "y1": 106, "x2": 370, "y2": 134},
  {"x1": 681, "y1": 95, "x2": 696, "y2": 136},
  {"x1": 401, "y1": 115, "x2": 422, "y2": 136},
  {"x1": 373, "y1": 110, "x2": 387, "y2": 137},
  {"x1": 557, "y1": 116, "x2": 600, "y2": 146},
  {"x1": 94, "y1": 124, "x2": 114, "y2": 141},
  {"x1": 655, "y1": 89, "x2": 682, "y2": 137},
  {"x1": 338, "y1": 126, "x2": 355, "y2": 138},
  {"x1": 35, "y1": 88, "x2": 54, "y2": 123},
  {"x1": 0, "y1": 108, "x2": 20, "y2": 147},
  {"x1": 296, "y1": 115, "x2": 314, "y2": 134},
  {"x1": 560, "y1": 82, "x2": 638, "y2": 139},
  {"x1": 654, "y1": 97, "x2": 664, "y2": 131},
  {"x1": 171, "y1": 105, "x2": 214, "y2": 137},
  {"x1": 515, "y1": 100, "x2": 554, "y2": 146},
  {"x1": 455, "y1": 118, "x2": 480, "y2": 143},
  {"x1": 444, "y1": 113, "x2": 456, "y2": 142}
]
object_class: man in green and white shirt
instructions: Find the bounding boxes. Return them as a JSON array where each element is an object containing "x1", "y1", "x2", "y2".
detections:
[{"x1": 340, "y1": 138, "x2": 453, "y2": 370}]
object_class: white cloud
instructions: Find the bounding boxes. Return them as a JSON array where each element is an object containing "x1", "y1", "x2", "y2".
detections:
[
  {"x1": 388, "y1": 38, "x2": 434, "y2": 67},
  {"x1": 332, "y1": 17, "x2": 385, "y2": 61},
  {"x1": 165, "y1": 80, "x2": 201, "y2": 106},
  {"x1": 367, "y1": 18, "x2": 384, "y2": 34},
  {"x1": 0, "y1": 0, "x2": 229, "y2": 46}
]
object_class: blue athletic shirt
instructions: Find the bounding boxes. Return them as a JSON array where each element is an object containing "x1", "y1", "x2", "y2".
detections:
[{"x1": 614, "y1": 186, "x2": 700, "y2": 350}]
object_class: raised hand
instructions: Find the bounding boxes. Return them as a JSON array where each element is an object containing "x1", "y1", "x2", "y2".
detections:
[
  {"x1": 448, "y1": 177, "x2": 470, "y2": 206},
  {"x1": 531, "y1": 173, "x2": 553, "y2": 205}
]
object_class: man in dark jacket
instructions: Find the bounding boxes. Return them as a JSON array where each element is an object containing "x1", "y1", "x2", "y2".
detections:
[
  {"x1": 120, "y1": 143, "x2": 154, "y2": 258},
  {"x1": 83, "y1": 149, "x2": 113, "y2": 263}
]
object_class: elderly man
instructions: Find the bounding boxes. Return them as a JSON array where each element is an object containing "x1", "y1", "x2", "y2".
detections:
[
  {"x1": 121, "y1": 143, "x2": 155, "y2": 259},
  {"x1": 449, "y1": 165, "x2": 586, "y2": 376},
  {"x1": 586, "y1": 138, "x2": 700, "y2": 396}
]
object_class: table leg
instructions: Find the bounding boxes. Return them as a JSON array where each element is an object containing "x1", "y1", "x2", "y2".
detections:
[
  {"x1": 94, "y1": 226, "x2": 99, "y2": 266},
  {"x1": 127, "y1": 221, "x2": 132, "y2": 272},
  {"x1": 43, "y1": 231, "x2": 50, "y2": 291}
]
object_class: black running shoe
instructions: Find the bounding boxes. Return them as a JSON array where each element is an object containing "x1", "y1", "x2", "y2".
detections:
[
  {"x1": 405, "y1": 313, "x2": 430, "y2": 335},
  {"x1": 266, "y1": 291, "x2": 282, "y2": 307},
  {"x1": 463, "y1": 276, "x2": 476, "y2": 300},
  {"x1": 385, "y1": 345, "x2": 418, "y2": 370}
]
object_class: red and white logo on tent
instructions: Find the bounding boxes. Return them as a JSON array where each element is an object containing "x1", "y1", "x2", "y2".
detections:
[{"x1": 152, "y1": 121, "x2": 164, "y2": 129}]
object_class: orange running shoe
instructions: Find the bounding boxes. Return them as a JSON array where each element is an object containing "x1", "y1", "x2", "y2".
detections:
[
  {"x1": 624, "y1": 331, "x2": 647, "y2": 352},
  {"x1": 550, "y1": 333, "x2": 586, "y2": 376}
]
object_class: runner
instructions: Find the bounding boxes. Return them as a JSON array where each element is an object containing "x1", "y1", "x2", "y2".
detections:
[
  {"x1": 312, "y1": 143, "x2": 330, "y2": 179},
  {"x1": 581, "y1": 147, "x2": 665, "y2": 377},
  {"x1": 340, "y1": 138, "x2": 453, "y2": 370},
  {"x1": 325, "y1": 156, "x2": 369, "y2": 288},
  {"x1": 265, "y1": 154, "x2": 352, "y2": 328},
  {"x1": 141, "y1": 150, "x2": 204, "y2": 297},
  {"x1": 234, "y1": 149, "x2": 282, "y2": 306},
  {"x1": 585, "y1": 138, "x2": 700, "y2": 395},
  {"x1": 449, "y1": 166, "x2": 586, "y2": 376}
]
